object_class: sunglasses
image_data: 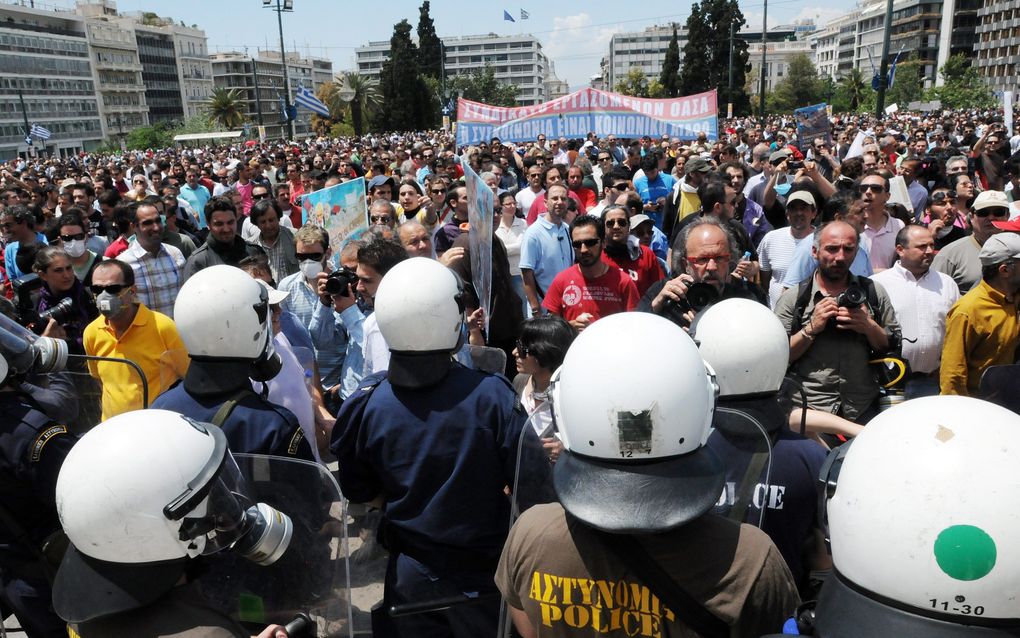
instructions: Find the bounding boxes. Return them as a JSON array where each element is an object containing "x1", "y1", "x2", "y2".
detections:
[
  {"x1": 687, "y1": 254, "x2": 730, "y2": 266},
  {"x1": 572, "y1": 238, "x2": 600, "y2": 249},
  {"x1": 930, "y1": 191, "x2": 957, "y2": 203},
  {"x1": 611, "y1": 183, "x2": 629, "y2": 190},
  {"x1": 370, "y1": 215, "x2": 392, "y2": 223},
  {"x1": 90, "y1": 283, "x2": 128, "y2": 295},
  {"x1": 431, "y1": 188, "x2": 446, "y2": 194},
  {"x1": 974, "y1": 208, "x2": 1009, "y2": 218},
  {"x1": 598, "y1": 156, "x2": 611, "y2": 161},
  {"x1": 252, "y1": 193, "x2": 269, "y2": 200},
  {"x1": 858, "y1": 184, "x2": 886, "y2": 194},
  {"x1": 59, "y1": 232, "x2": 86, "y2": 242},
  {"x1": 296, "y1": 252, "x2": 324, "y2": 262},
  {"x1": 605, "y1": 218, "x2": 628, "y2": 228},
  {"x1": 515, "y1": 340, "x2": 530, "y2": 358}
]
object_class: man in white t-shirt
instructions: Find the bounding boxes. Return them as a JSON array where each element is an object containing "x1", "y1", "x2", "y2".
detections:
[
  {"x1": 759, "y1": 191, "x2": 818, "y2": 308},
  {"x1": 515, "y1": 163, "x2": 545, "y2": 220}
]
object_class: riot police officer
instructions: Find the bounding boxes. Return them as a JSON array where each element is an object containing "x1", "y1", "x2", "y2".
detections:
[
  {"x1": 0, "y1": 316, "x2": 76, "y2": 638},
  {"x1": 801, "y1": 396, "x2": 1020, "y2": 637},
  {"x1": 151, "y1": 264, "x2": 313, "y2": 460},
  {"x1": 331, "y1": 257, "x2": 550, "y2": 637},
  {"x1": 51, "y1": 409, "x2": 294, "y2": 637},
  {"x1": 693, "y1": 298, "x2": 829, "y2": 596}
]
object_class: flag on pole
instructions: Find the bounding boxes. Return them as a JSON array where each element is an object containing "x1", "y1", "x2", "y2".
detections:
[
  {"x1": 887, "y1": 49, "x2": 904, "y2": 88},
  {"x1": 520, "y1": 8, "x2": 529, "y2": 19},
  {"x1": 29, "y1": 124, "x2": 51, "y2": 140},
  {"x1": 503, "y1": 9, "x2": 515, "y2": 22},
  {"x1": 294, "y1": 84, "x2": 330, "y2": 117}
]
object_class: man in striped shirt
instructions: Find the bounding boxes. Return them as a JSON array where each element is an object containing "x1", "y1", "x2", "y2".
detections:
[{"x1": 119, "y1": 202, "x2": 184, "y2": 318}]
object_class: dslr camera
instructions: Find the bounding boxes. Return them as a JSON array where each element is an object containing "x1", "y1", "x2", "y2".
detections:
[
  {"x1": 835, "y1": 283, "x2": 867, "y2": 309},
  {"x1": 324, "y1": 267, "x2": 359, "y2": 297}
]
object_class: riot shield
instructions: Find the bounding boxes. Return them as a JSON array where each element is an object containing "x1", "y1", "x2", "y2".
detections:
[
  {"x1": 197, "y1": 454, "x2": 351, "y2": 637},
  {"x1": 706, "y1": 406, "x2": 775, "y2": 528},
  {"x1": 465, "y1": 344, "x2": 507, "y2": 376},
  {"x1": 979, "y1": 364, "x2": 1020, "y2": 416}
]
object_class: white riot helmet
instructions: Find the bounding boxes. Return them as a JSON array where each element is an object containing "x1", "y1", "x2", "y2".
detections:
[
  {"x1": 52, "y1": 410, "x2": 293, "y2": 623},
  {"x1": 692, "y1": 298, "x2": 789, "y2": 397},
  {"x1": 174, "y1": 265, "x2": 280, "y2": 381},
  {"x1": 551, "y1": 312, "x2": 721, "y2": 533},
  {"x1": 815, "y1": 396, "x2": 1020, "y2": 637},
  {"x1": 373, "y1": 256, "x2": 466, "y2": 387}
]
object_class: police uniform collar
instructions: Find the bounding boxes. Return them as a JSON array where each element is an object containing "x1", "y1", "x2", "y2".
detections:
[
  {"x1": 183, "y1": 358, "x2": 255, "y2": 396},
  {"x1": 387, "y1": 351, "x2": 455, "y2": 389}
]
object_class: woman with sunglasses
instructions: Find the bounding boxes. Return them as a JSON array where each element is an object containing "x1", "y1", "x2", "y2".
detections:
[
  {"x1": 949, "y1": 172, "x2": 976, "y2": 217},
  {"x1": 923, "y1": 186, "x2": 969, "y2": 250},
  {"x1": 512, "y1": 315, "x2": 576, "y2": 463}
]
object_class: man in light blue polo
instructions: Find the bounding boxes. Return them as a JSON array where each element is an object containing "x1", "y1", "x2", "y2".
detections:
[
  {"x1": 520, "y1": 183, "x2": 574, "y2": 317},
  {"x1": 179, "y1": 168, "x2": 211, "y2": 229}
]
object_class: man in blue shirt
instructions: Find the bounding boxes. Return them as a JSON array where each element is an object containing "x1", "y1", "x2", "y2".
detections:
[
  {"x1": 179, "y1": 169, "x2": 211, "y2": 229},
  {"x1": 520, "y1": 184, "x2": 573, "y2": 317},
  {"x1": 633, "y1": 153, "x2": 676, "y2": 230}
]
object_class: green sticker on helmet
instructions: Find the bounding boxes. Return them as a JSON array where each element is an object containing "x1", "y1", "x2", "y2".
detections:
[{"x1": 934, "y1": 525, "x2": 997, "y2": 581}]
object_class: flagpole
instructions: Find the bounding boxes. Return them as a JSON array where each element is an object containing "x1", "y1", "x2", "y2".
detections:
[{"x1": 17, "y1": 91, "x2": 34, "y2": 158}]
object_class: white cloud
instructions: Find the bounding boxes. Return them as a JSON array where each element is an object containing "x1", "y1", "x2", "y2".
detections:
[
  {"x1": 791, "y1": 6, "x2": 848, "y2": 27},
  {"x1": 741, "y1": 11, "x2": 779, "y2": 31},
  {"x1": 544, "y1": 12, "x2": 622, "y2": 89}
]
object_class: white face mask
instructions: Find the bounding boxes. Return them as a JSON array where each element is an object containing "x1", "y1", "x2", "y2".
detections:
[
  {"x1": 299, "y1": 260, "x2": 322, "y2": 281},
  {"x1": 64, "y1": 239, "x2": 86, "y2": 259}
]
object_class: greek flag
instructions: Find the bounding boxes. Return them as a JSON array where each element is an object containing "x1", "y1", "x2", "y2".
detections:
[
  {"x1": 503, "y1": 9, "x2": 515, "y2": 22},
  {"x1": 520, "y1": 8, "x2": 529, "y2": 19},
  {"x1": 294, "y1": 84, "x2": 330, "y2": 117},
  {"x1": 29, "y1": 124, "x2": 51, "y2": 140}
]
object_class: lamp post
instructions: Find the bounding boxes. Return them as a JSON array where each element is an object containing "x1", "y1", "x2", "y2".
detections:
[
  {"x1": 758, "y1": 0, "x2": 767, "y2": 119},
  {"x1": 262, "y1": 0, "x2": 295, "y2": 140}
]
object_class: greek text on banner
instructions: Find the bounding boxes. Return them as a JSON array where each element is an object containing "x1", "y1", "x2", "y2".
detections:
[{"x1": 455, "y1": 88, "x2": 718, "y2": 146}]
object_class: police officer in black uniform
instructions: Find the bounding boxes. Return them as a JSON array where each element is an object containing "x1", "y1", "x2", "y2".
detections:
[
  {"x1": 0, "y1": 319, "x2": 77, "y2": 638},
  {"x1": 152, "y1": 265, "x2": 313, "y2": 460},
  {"x1": 331, "y1": 257, "x2": 551, "y2": 638}
]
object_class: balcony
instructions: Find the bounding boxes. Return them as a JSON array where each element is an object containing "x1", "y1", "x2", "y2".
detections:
[
  {"x1": 101, "y1": 82, "x2": 146, "y2": 92},
  {"x1": 95, "y1": 59, "x2": 143, "y2": 72}
]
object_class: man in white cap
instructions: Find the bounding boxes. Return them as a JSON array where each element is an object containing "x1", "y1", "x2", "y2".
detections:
[
  {"x1": 940, "y1": 232, "x2": 1020, "y2": 396},
  {"x1": 932, "y1": 190, "x2": 1009, "y2": 293}
]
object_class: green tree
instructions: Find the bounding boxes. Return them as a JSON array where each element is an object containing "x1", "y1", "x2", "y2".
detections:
[
  {"x1": 375, "y1": 20, "x2": 433, "y2": 131},
  {"x1": 767, "y1": 54, "x2": 823, "y2": 112},
  {"x1": 205, "y1": 88, "x2": 246, "y2": 129},
  {"x1": 647, "y1": 80, "x2": 666, "y2": 98},
  {"x1": 448, "y1": 64, "x2": 518, "y2": 106},
  {"x1": 931, "y1": 53, "x2": 994, "y2": 109},
  {"x1": 341, "y1": 72, "x2": 382, "y2": 136},
  {"x1": 417, "y1": 1, "x2": 443, "y2": 81},
  {"x1": 659, "y1": 24, "x2": 681, "y2": 97},
  {"x1": 678, "y1": 3, "x2": 710, "y2": 96},
  {"x1": 835, "y1": 68, "x2": 872, "y2": 112},
  {"x1": 679, "y1": 0, "x2": 750, "y2": 113},
  {"x1": 885, "y1": 51, "x2": 926, "y2": 111},
  {"x1": 125, "y1": 125, "x2": 171, "y2": 149},
  {"x1": 614, "y1": 68, "x2": 650, "y2": 97}
]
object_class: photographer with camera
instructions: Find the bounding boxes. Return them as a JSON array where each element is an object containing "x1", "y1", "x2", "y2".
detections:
[
  {"x1": 31, "y1": 246, "x2": 98, "y2": 348},
  {"x1": 639, "y1": 216, "x2": 766, "y2": 328},
  {"x1": 775, "y1": 221, "x2": 901, "y2": 424}
]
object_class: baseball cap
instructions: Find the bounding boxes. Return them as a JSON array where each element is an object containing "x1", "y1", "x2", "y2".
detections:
[
  {"x1": 255, "y1": 279, "x2": 289, "y2": 305},
  {"x1": 786, "y1": 191, "x2": 816, "y2": 208},
  {"x1": 978, "y1": 233, "x2": 1020, "y2": 266},
  {"x1": 685, "y1": 157, "x2": 711, "y2": 173},
  {"x1": 367, "y1": 175, "x2": 395, "y2": 192},
  {"x1": 628, "y1": 213, "x2": 653, "y2": 227},
  {"x1": 973, "y1": 190, "x2": 1009, "y2": 211},
  {"x1": 769, "y1": 149, "x2": 792, "y2": 164}
]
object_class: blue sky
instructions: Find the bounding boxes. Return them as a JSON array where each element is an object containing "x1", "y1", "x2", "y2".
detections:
[{"x1": 100, "y1": 0, "x2": 857, "y2": 88}]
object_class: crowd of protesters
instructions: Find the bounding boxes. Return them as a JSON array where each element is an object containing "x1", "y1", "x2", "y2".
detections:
[{"x1": 2, "y1": 103, "x2": 1020, "y2": 635}]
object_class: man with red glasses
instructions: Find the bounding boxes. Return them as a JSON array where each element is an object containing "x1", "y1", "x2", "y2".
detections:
[
  {"x1": 933, "y1": 190, "x2": 1009, "y2": 293},
  {"x1": 639, "y1": 217, "x2": 765, "y2": 328},
  {"x1": 541, "y1": 215, "x2": 638, "y2": 332}
]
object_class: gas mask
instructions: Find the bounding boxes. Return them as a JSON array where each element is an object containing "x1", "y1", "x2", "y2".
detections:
[{"x1": 165, "y1": 421, "x2": 292, "y2": 566}]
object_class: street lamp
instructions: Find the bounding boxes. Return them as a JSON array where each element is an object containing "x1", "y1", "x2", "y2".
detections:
[{"x1": 262, "y1": 0, "x2": 295, "y2": 140}]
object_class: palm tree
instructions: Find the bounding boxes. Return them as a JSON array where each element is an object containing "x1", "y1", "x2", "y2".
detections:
[
  {"x1": 838, "y1": 68, "x2": 869, "y2": 111},
  {"x1": 205, "y1": 88, "x2": 247, "y2": 130},
  {"x1": 337, "y1": 71, "x2": 381, "y2": 136}
]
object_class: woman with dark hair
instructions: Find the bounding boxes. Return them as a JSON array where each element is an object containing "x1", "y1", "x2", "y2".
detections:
[
  {"x1": 512, "y1": 315, "x2": 577, "y2": 462},
  {"x1": 496, "y1": 191, "x2": 528, "y2": 315},
  {"x1": 949, "y1": 172, "x2": 976, "y2": 216},
  {"x1": 396, "y1": 178, "x2": 438, "y2": 229}
]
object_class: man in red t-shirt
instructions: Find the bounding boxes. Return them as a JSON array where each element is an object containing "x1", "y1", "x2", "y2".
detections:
[
  {"x1": 543, "y1": 215, "x2": 639, "y2": 331},
  {"x1": 567, "y1": 165, "x2": 597, "y2": 211},
  {"x1": 599, "y1": 206, "x2": 664, "y2": 297},
  {"x1": 526, "y1": 165, "x2": 584, "y2": 224}
]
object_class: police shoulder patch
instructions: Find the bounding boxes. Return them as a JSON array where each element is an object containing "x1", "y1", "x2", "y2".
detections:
[
  {"x1": 30, "y1": 425, "x2": 68, "y2": 463},
  {"x1": 287, "y1": 428, "x2": 304, "y2": 456}
]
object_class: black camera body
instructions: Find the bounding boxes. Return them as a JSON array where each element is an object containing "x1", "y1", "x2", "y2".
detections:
[
  {"x1": 685, "y1": 282, "x2": 721, "y2": 313},
  {"x1": 324, "y1": 267, "x2": 358, "y2": 297},
  {"x1": 835, "y1": 284, "x2": 867, "y2": 309}
]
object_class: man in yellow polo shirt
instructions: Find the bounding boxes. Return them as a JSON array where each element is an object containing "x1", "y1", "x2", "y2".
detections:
[
  {"x1": 940, "y1": 233, "x2": 1020, "y2": 396},
  {"x1": 83, "y1": 259, "x2": 189, "y2": 419}
]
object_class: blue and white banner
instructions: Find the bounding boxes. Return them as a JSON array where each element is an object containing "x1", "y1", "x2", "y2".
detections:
[{"x1": 456, "y1": 88, "x2": 718, "y2": 146}]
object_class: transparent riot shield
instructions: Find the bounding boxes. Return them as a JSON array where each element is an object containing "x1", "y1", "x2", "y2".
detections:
[
  {"x1": 706, "y1": 406, "x2": 775, "y2": 528},
  {"x1": 197, "y1": 454, "x2": 351, "y2": 637},
  {"x1": 465, "y1": 344, "x2": 508, "y2": 376},
  {"x1": 979, "y1": 364, "x2": 1020, "y2": 416},
  {"x1": 260, "y1": 343, "x2": 324, "y2": 461}
]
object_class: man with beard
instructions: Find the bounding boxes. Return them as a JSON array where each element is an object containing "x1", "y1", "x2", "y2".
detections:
[
  {"x1": 181, "y1": 196, "x2": 266, "y2": 282},
  {"x1": 599, "y1": 205, "x2": 663, "y2": 297},
  {"x1": 542, "y1": 214, "x2": 639, "y2": 332},
  {"x1": 775, "y1": 221, "x2": 900, "y2": 424}
]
